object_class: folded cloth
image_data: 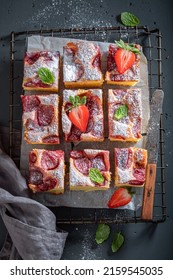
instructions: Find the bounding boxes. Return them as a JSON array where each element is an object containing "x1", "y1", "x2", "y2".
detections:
[{"x1": 0, "y1": 147, "x2": 68, "y2": 260}]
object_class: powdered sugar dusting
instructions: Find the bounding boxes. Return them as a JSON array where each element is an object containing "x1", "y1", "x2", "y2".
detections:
[
  {"x1": 29, "y1": 149, "x2": 65, "y2": 192},
  {"x1": 70, "y1": 159, "x2": 95, "y2": 187},
  {"x1": 62, "y1": 89, "x2": 104, "y2": 142},
  {"x1": 22, "y1": 94, "x2": 59, "y2": 144},
  {"x1": 117, "y1": 167, "x2": 135, "y2": 183},
  {"x1": 24, "y1": 51, "x2": 59, "y2": 89},
  {"x1": 108, "y1": 89, "x2": 142, "y2": 141},
  {"x1": 63, "y1": 41, "x2": 102, "y2": 82}
]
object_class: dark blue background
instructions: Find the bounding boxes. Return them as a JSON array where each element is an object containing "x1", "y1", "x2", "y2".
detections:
[{"x1": 0, "y1": 0, "x2": 173, "y2": 259}]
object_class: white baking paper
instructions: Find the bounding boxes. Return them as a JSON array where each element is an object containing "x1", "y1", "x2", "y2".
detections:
[{"x1": 20, "y1": 35, "x2": 150, "y2": 210}]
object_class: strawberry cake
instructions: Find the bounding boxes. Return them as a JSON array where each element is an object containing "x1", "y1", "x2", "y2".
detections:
[
  {"x1": 29, "y1": 149, "x2": 65, "y2": 194},
  {"x1": 21, "y1": 94, "x2": 60, "y2": 144},
  {"x1": 108, "y1": 88, "x2": 142, "y2": 142},
  {"x1": 106, "y1": 40, "x2": 141, "y2": 86},
  {"x1": 70, "y1": 149, "x2": 111, "y2": 191},
  {"x1": 63, "y1": 41, "x2": 103, "y2": 88},
  {"x1": 62, "y1": 89, "x2": 104, "y2": 142},
  {"x1": 114, "y1": 148, "x2": 147, "y2": 187},
  {"x1": 22, "y1": 51, "x2": 60, "y2": 92}
]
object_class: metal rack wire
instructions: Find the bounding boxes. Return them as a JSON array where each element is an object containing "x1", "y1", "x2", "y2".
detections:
[{"x1": 9, "y1": 26, "x2": 166, "y2": 224}]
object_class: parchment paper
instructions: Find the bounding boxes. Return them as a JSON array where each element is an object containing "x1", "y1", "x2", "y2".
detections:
[{"x1": 20, "y1": 35, "x2": 150, "y2": 210}]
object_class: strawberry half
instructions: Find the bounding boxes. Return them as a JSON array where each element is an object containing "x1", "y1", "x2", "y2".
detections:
[
  {"x1": 114, "y1": 39, "x2": 141, "y2": 74},
  {"x1": 114, "y1": 49, "x2": 135, "y2": 74},
  {"x1": 67, "y1": 95, "x2": 89, "y2": 133},
  {"x1": 107, "y1": 187, "x2": 132, "y2": 208}
]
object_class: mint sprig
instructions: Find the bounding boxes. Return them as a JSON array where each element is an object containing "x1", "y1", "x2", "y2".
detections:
[
  {"x1": 115, "y1": 39, "x2": 141, "y2": 54},
  {"x1": 69, "y1": 95, "x2": 86, "y2": 107},
  {"x1": 37, "y1": 67, "x2": 55, "y2": 85},
  {"x1": 114, "y1": 104, "x2": 128, "y2": 120},
  {"x1": 111, "y1": 232, "x2": 124, "y2": 253},
  {"x1": 121, "y1": 12, "x2": 140, "y2": 27},
  {"x1": 95, "y1": 224, "x2": 110, "y2": 244},
  {"x1": 89, "y1": 168, "x2": 104, "y2": 184},
  {"x1": 66, "y1": 95, "x2": 87, "y2": 112}
]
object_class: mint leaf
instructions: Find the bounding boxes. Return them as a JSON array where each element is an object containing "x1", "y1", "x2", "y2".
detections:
[
  {"x1": 95, "y1": 224, "x2": 110, "y2": 244},
  {"x1": 111, "y1": 232, "x2": 124, "y2": 253},
  {"x1": 114, "y1": 104, "x2": 128, "y2": 120},
  {"x1": 81, "y1": 96, "x2": 87, "y2": 105},
  {"x1": 121, "y1": 12, "x2": 140, "y2": 27},
  {"x1": 89, "y1": 168, "x2": 104, "y2": 184},
  {"x1": 69, "y1": 95, "x2": 86, "y2": 107},
  {"x1": 115, "y1": 39, "x2": 141, "y2": 54},
  {"x1": 38, "y1": 67, "x2": 55, "y2": 85}
]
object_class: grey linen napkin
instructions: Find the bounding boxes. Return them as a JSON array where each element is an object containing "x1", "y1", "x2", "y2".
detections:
[{"x1": 0, "y1": 147, "x2": 68, "y2": 260}]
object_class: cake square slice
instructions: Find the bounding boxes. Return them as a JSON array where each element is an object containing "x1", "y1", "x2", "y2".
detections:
[
  {"x1": 70, "y1": 149, "x2": 111, "y2": 191},
  {"x1": 63, "y1": 41, "x2": 103, "y2": 88},
  {"x1": 62, "y1": 89, "x2": 104, "y2": 142},
  {"x1": 22, "y1": 51, "x2": 60, "y2": 92},
  {"x1": 114, "y1": 148, "x2": 147, "y2": 187},
  {"x1": 108, "y1": 88, "x2": 142, "y2": 142},
  {"x1": 29, "y1": 149, "x2": 65, "y2": 194},
  {"x1": 21, "y1": 94, "x2": 60, "y2": 144},
  {"x1": 106, "y1": 42, "x2": 141, "y2": 86}
]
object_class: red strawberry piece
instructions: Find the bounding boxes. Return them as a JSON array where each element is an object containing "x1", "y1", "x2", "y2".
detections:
[
  {"x1": 92, "y1": 53, "x2": 101, "y2": 69},
  {"x1": 25, "y1": 118, "x2": 38, "y2": 130},
  {"x1": 37, "y1": 104, "x2": 54, "y2": 126},
  {"x1": 129, "y1": 168, "x2": 145, "y2": 185},
  {"x1": 21, "y1": 95, "x2": 40, "y2": 112},
  {"x1": 107, "y1": 45, "x2": 116, "y2": 71},
  {"x1": 70, "y1": 151, "x2": 84, "y2": 159},
  {"x1": 38, "y1": 177, "x2": 57, "y2": 191},
  {"x1": 107, "y1": 187, "x2": 132, "y2": 208},
  {"x1": 86, "y1": 95, "x2": 100, "y2": 115},
  {"x1": 25, "y1": 52, "x2": 40, "y2": 65},
  {"x1": 42, "y1": 135, "x2": 59, "y2": 144},
  {"x1": 90, "y1": 155, "x2": 106, "y2": 171},
  {"x1": 74, "y1": 157, "x2": 91, "y2": 175},
  {"x1": 114, "y1": 48, "x2": 135, "y2": 74},
  {"x1": 41, "y1": 151, "x2": 59, "y2": 171},
  {"x1": 85, "y1": 116, "x2": 94, "y2": 133},
  {"x1": 29, "y1": 169, "x2": 43, "y2": 185},
  {"x1": 67, "y1": 125, "x2": 82, "y2": 141},
  {"x1": 29, "y1": 151, "x2": 37, "y2": 164},
  {"x1": 69, "y1": 105, "x2": 89, "y2": 133}
]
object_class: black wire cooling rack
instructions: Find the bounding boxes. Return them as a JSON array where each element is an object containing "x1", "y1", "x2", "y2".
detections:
[{"x1": 9, "y1": 26, "x2": 166, "y2": 224}]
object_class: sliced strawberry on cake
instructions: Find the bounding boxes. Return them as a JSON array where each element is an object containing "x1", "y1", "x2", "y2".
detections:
[
  {"x1": 114, "y1": 148, "x2": 147, "y2": 187},
  {"x1": 21, "y1": 94, "x2": 60, "y2": 144},
  {"x1": 106, "y1": 39, "x2": 141, "y2": 86},
  {"x1": 29, "y1": 149, "x2": 65, "y2": 194},
  {"x1": 70, "y1": 149, "x2": 111, "y2": 191},
  {"x1": 22, "y1": 51, "x2": 60, "y2": 92},
  {"x1": 62, "y1": 89, "x2": 104, "y2": 142},
  {"x1": 108, "y1": 88, "x2": 142, "y2": 142},
  {"x1": 63, "y1": 41, "x2": 103, "y2": 88}
]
